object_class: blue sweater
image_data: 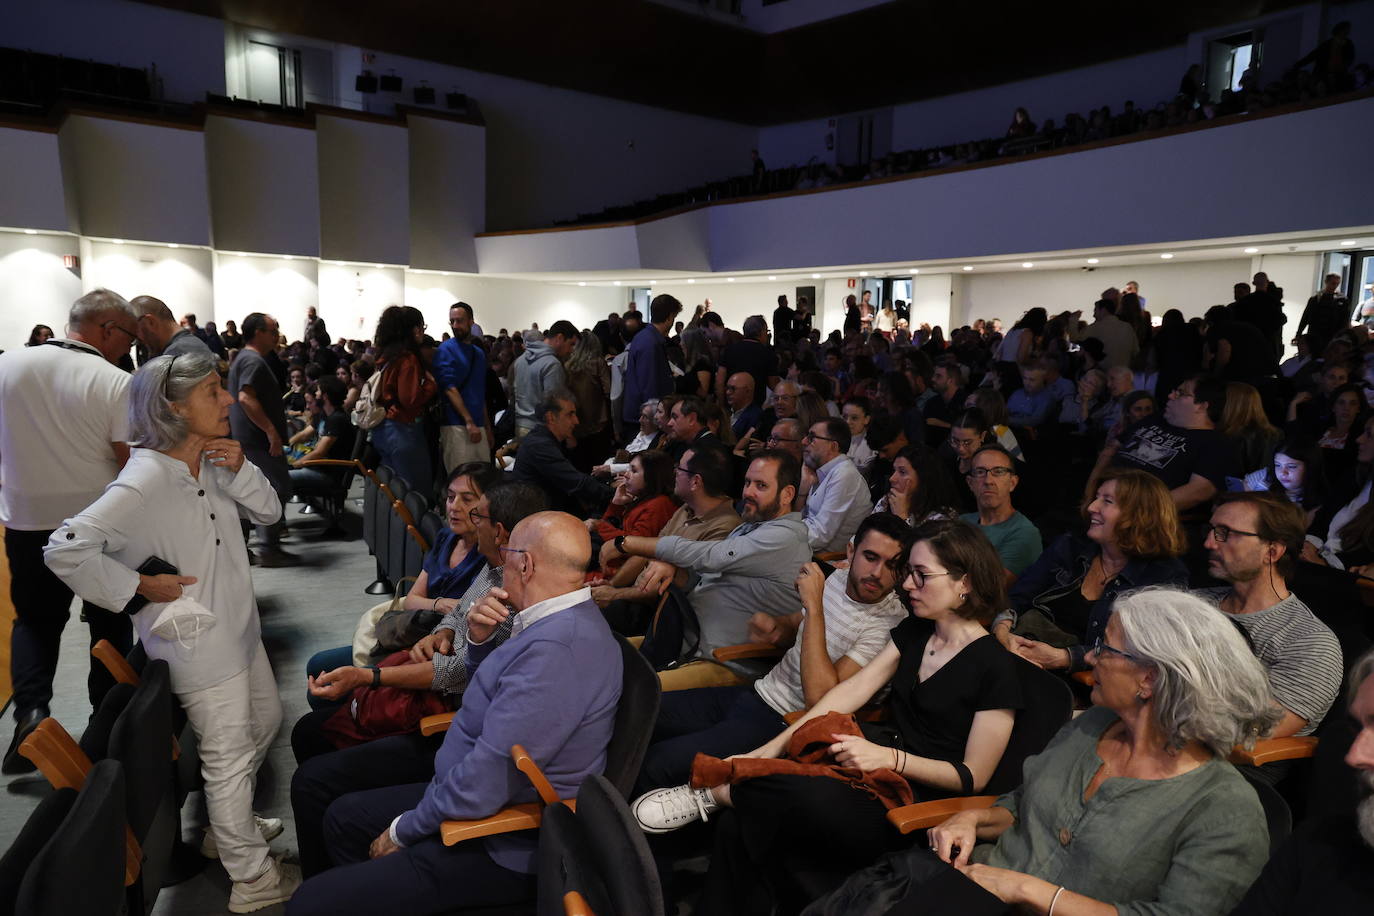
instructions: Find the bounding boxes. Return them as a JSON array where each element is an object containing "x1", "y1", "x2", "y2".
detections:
[{"x1": 393, "y1": 598, "x2": 622, "y2": 872}]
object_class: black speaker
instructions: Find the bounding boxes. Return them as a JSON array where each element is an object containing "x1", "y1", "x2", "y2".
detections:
[
  {"x1": 355, "y1": 72, "x2": 377, "y2": 93},
  {"x1": 446, "y1": 92, "x2": 467, "y2": 110},
  {"x1": 413, "y1": 85, "x2": 435, "y2": 104},
  {"x1": 379, "y1": 74, "x2": 402, "y2": 92}
]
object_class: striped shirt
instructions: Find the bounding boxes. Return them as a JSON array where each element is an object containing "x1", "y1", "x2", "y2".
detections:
[
  {"x1": 1203, "y1": 589, "x2": 1343, "y2": 735},
  {"x1": 430, "y1": 564, "x2": 508, "y2": 695},
  {"x1": 753, "y1": 568, "x2": 906, "y2": 717}
]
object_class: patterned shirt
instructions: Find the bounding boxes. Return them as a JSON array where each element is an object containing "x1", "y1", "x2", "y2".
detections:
[{"x1": 430, "y1": 564, "x2": 507, "y2": 695}]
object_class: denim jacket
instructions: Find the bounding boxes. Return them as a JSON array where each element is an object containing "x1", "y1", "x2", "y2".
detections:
[{"x1": 998, "y1": 532, "x2": 1188, "y2": 671}]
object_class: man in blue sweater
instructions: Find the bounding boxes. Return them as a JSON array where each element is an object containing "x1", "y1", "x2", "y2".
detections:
[{"x1": 287, "y1": 512, "x2": 622, "y2": 914}]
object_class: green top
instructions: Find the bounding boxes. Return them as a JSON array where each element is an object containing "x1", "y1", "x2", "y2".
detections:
[
  {"x1": 973, "y1": 706, "x2": 1268, "y2": 916},
  {"x1": 959, "y1": 510, "x2": 1042, "y2": 575}
]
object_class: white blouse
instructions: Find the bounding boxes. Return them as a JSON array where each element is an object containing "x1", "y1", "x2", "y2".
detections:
[{"x1": 44, "y1": 448, "x2": 281, "y2": 693}]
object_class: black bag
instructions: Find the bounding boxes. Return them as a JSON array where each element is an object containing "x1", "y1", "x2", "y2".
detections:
[
  {"x1": 637, "y1": 585, "x2": 701, "y2": 671},
  {"x1": 373, "y1": 607, "x2": 445, "y2": 653},
  {"x1": 802, "y1": 848, "x2": 1010, "y2": 916}
]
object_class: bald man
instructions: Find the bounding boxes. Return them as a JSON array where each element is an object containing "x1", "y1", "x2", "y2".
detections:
[
  {"x1": 131, "y1": 295, "x2": 212, "y2": 359},
  {"x1": 725, "y1": 372, "x2": 760, "y2": 440},
  {"x1": 290, "y1": 511, "x2": 623, "y2": 914}
]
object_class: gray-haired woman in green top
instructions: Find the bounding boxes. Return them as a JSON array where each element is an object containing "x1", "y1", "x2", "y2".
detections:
[{"x1": 925, "y1": 587, "x2": 1281, "y2": 916}]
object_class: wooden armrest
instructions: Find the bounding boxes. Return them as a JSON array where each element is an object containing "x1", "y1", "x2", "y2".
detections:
[
  {"x1": 564, "y1": 891, "x2": 595, "y2": 916},
  {"x1": 420, "y1": 712, "x2": 456, "y2": 736},
  {"x1": 392, "y1": 499, "x2": 417, "y2": 528},
  {"x1": 92, "y1": 640, "x2": 140, "y2": 686},
  {"x1": 712, "y1": 642, "x2": 786, "y2": 662},
  {"x1": 407, "y1": 524, "x2": 429, "y2": 552},
  {"x1": 886, "y1": 796, "x2": 1000, "y2": 834},
  {"x1": 297, "y1": 459, "x2": 360, "y2": 470},
  {"x1": 20, "y1": 718, "x2": 93, "y2": 791},
  {"x1": 813, "y1": 551, "x2": 846, "y2": 562},
  {"x1": 1070, "y1": 671, "x2": 1093, "y2": 687},
  {"x1": 1228, "y1": 736, "x2": 1319, "y2": 767},
  {"x1": 440, "y1": 744, "x2": 570, "y2": 845}
]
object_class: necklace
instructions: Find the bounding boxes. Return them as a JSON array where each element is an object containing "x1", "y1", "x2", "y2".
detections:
[{"x1": 1096, "y1": 553, "x2": 1125, "y2": 585}]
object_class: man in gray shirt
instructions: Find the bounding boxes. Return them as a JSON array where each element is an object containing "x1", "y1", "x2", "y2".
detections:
[
  {"x1": 131, "y1": 295, "x2": 213, "y2": 359},
  {"x1": 1201, "y1": 492, "x2": 1342, "y2": 741},
  {"x1": 228, "y1": 312, "x2": 296, "y2": 566},
  {"x1": 609, "y1": 450, "x2": 813, "y2": 690}
]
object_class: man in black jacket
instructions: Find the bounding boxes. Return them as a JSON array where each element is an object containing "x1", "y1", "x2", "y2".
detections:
[
  {"x1": 511, "y1": 389, "x2": 613, "y2": 516},
  {"x1": 1298, "y1": 273, "x2": 1351, "y2": 358}
]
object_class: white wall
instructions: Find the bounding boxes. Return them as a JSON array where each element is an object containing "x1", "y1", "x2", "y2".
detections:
[
  {"x1": 640, "y1": 281, "x2": 796, "y2": 335},
  {"x1": 316, "y1": 114, "x2": 411, "y2": 266},
  {"x1": 213, "y1": 254, "x2": 320, "y2": 340},
  {"x1": 404, "y1": 274, "x2": 623, "y2": 338},
  {"x1": 0, "y1": 0, "x2": 226, "y2": 104},
  {"x1": 0, "y1": 232, "x2": 82, "y2": 351},
  {"x1": 205, "y1": 115, "x2": 322, "y2": 256},
  {"x1": 318, "y1": 263, "x2": 406, "y2": 342},
  {"x1": 407, "y1": 114, "x2": 485, "y2": 273},
  {"x1": 84, "y1": 240, "x2": 215, "y2": 322},
  {"x1": 0, "y1": 128, "x2": 70, "y2": 232}
]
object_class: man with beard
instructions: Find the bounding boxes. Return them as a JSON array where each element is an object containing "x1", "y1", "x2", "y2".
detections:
[
  {"x1": 1229, "y1": 646, "x2": 1374, "y2": 912},
  {"x1": 604, "y1": 451, "x2": 812, "y2": 690},
  {"x1": 434, "y1": 302, "x2": 490, "y2": 470},
  {"x1": 632, "y1": 512, "x2": 908, "y2": 791},
  {"x1": 1199, "y1": 493, "x2": 1342, "y2": 747}
]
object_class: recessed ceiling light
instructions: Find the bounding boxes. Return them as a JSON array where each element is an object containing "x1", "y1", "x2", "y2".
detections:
[
  {"x1": 236, "y1": 251, "x2": 245, "y2": 257},
  {"x1": 612, "y1": 280, "x2": 621, "y2": 286},
  {"x1": 578, "y1": 281, "x2": 587, "y2": 286},
  {"x1": 1160, "y1": 253, "x2": 1174, "y2": 259},
  {"x1": 687, "y1": 278, "x2": 696, "y2": 284},
  {"x1": 1086, "y1": 258, "x2": 1099, "y2": 264},
  {"x1": 113, "y1": 239, "x2": 125, "y2": 245},
  {"x1": 168, "y1": 242, "x2": 179, "y2": 248},
  {"x1": 859, "y1": 271, "x2": 868, "y2": 277},
  {"x1": 811, "y1": 273, "x2": 821, "y2": 279},
  {"x1": 1021, "y1": 262, "x2": 1034, "y2": 269},
  {"x1": 1341, "y1": 240, "x2": 1358, "y2": 246},
  {"x1": 768, "y1": 275, "x2": 777, "y2": 281},
  {"x1": 726, "y1": 277, "x2": 735, "y2": 282},
  {"x1": 375, "y1": 263, "x2": 384, "y2": 269},
  {"x1": 647, "y1": 280, "x2": 654, "y2": 285},
  {"x1": 911, "y1": 269, "x2": 919, "y2": 275},
  {"x1": 1243, "y1": 247, "x2": 1258, "y2": 254},
  {"x1": 284, "y1": 254, "x2": 294, "y2": 260},
  {"x1": 962, "y1": 266, "x2": 973, "y2": 271},
  {"x1": 23, "y1": 229, "x2": 36, "y2": 235}
]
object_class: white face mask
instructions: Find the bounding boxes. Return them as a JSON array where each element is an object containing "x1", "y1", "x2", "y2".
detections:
[{"x1": 149, "y1": 595, "x2": 216, "y2": 658}]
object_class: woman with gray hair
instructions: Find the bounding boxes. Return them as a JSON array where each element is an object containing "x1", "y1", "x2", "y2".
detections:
[
  {"x1": 815, "y1": 587, "x2": 1281, "y2": 916},
  {"x1": 43, "y1": 351, "x2": 298, "y2": 912}
]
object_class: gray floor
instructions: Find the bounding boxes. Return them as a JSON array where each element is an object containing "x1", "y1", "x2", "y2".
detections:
[{"x1": 0, "y1": 490, "x2": 375, "y2": 915}]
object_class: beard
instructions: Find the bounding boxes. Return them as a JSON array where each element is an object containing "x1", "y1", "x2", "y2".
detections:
[
  {"x1": 1358, "y1": 771, "x2": 1374, "y2": 850},
  {"x1": 742, "y1": 493, "x2": 781, "y2": 523}
]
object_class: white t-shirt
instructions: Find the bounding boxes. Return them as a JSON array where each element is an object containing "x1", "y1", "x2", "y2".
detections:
[
  {"x1": 753, "y1": 567, "x2": 905, "y2": 717},
  {"x1": 0, "y1": 341, "x2": 131, "y2": 530}
]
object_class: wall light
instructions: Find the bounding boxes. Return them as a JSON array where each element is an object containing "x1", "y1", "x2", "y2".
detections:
[
  {"x1": 726, "y1": 277, "x2": 735, "y2": 282},
  {"x1": 1243, "y1": 247, "x2": 1258, "y2": 254},
  {"x1": 811, "y1": 273, "x2": 821, "y2": 279},
  {"x1": 1160, "y1": 253, "x2": 1174, "y2": 259},
  {"x1": 578, "y1": 281, "x2": 587, "y2": 286},
  {"x1": 687, "y1": 278, "x2": 696, "y2": 284},
  {"x1": 859, "y1": 271, "x2": 868, "y2": 277},
  {"x1": 23, "y1": 229, "x2": 36, "y2": 235},
  {"x1": 168, "y1": 243, "x2": 179, "y2": 248},
  {"x1": 768, "y1": 275, "x2": 777, "y2": 281},
  {"x1": 375, "y1": 264, "x2": 384, "y2": 269},
  {"x1": 613, "y1": 280, "x2": 621, "y2": 286},
  {"x1": 1086, "y1": 258, "x2": 1099, "y2": 264},
  {"x1": 1021, "y1": 262, "x2": 1034, "y2": 269},
  {"x1": 1341, "y1": 240, "x2": 1358, "y2": 246},
  {"x1": 911, "y1": 269, "x2": 919, "y2": 275},
  {"x1": 113, "y1": 239, "x2": 125, "y2": 245},
  {"x1": 961, "y1": 266, "x2": 972, "y2": 271}
]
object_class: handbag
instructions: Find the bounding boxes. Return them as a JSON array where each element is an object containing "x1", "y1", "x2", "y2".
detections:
[
  {"x1": 318, "y1": 650, "x2": 453, "y2": 749},
  {"x1": 350, "y1": 366, "x2": 386, "y2": 430},
  {"x1": 350, "y1": 576, "x2": 417, "y2": 666}
]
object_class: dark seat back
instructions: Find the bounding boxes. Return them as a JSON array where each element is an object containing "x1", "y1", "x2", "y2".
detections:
[
  {"x1": 985, "y1": 656, "x2": 1074, "y2": 796},
  {"x1": 0, "y1": 789, "x2": 80, "y2": 916},
  {"x1": 419, "y1": 510, "x2": 445, "y2": 551},
  {"x1": 576, "y1": 775, "x2": 665, "y2": 916},
  {"x1": 602, "y1": 636, "x2": 661, "y2": 798},
  {"x1": 16, "y1": 758, "x2": 126, "y2": 916},
  {"x1": 108, "y1": 659, "x2": 176, "y2": 911},
  {"x1": 403, "y1": 490, "x2": 430, "y2": 532},
  {"x1": 1239, "y1": 766, "x2": 1292, "y2": 855}
]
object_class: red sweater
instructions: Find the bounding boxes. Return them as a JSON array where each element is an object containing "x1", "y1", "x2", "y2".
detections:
[
  {"x1": 380, "y1": 352, "x2": 437, "y2": 423},
  {"x1": 594, "y1": 494, "x2": 678, "y2": 574}
]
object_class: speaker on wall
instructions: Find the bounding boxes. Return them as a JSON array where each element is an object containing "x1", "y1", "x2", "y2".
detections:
[
  {"x1": 355, "y1": 72, "x2": 378, "y2": 93},
  {"x1": 413, "y1": 84, "x2": 435, "y2": 104},
  {"x1": 379, "y1": 73, "x2": 402, "y2": 92},
  {"x1": 446, "y1": 92, "x2": 467, "y2": 110}
]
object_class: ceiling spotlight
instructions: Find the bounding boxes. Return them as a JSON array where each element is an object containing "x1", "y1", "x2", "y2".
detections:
[
  {"x1": 23, "y1": 229, "x2": 36, "y2": 235},
  {"x1": 726, "y1": 277, "x2": 735, "y2": 282},
  {"x1": 113, "y1": 239, "x2": 125, "y2": 245},
  {"x1": 647, "y1": 280, "x2": 654, "y2": 285},
  {"x1": 1086, "y1": 258, "x2": 1099, "y2": 264},
  {"x1": 1160, "y1": 253, "x2": 1174, "y2": 259},
  {"x1": 168, "y1": 243, "x2": 179, "y2": 248},
  {"x1": 612, "y1": 280, "x2": 621, "y2": 286},
  {"x1": 578, "y1": 281, "x2": 587, "y2": 287},
  {"x1": 1243, "y1": 247, "x2": 1258, "y2": 254},
  {"x1": 911, "y1": 269, "x2": 919, "y2": 275},
  {"x1": 768, "y1": 275, "x2": 777, "y2": 281},
  {"x1": 1341, "y1": 240, "x2": 1358, "y2": 246},
  {"x1": 859, "y1": 271, "x2": 868, "y2": 277},
  {"x1": 962, "y1": 266, "x2": 973, "y2": 271},
  {"x1": 811, "y1": 273, "x2": 821, "y2": 279},
  {"x1": 1021, "y1": 262, "x2": 1034, "y2": 269},
  {"x1": 236, "y1": 251, "x2": 246, "y2": 257},
  {"x1": 375, "y1": 264, "x2": 384, "y2": 269},
  {"x1": 284, "y1": 254, "x2": 294, "y2": 260},
  {"x1": 687, "y1": 278, "x2": 696, "y2": 284}
]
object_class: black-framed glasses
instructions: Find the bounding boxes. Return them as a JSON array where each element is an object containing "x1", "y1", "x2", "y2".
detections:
[
  {"x1": 104, "y1": 321, "x2": 138, "y2": 341},
  {"x1": 901, "y1": 566, "x2": 951, "y2": 588},
  {"x1": 1091, "y1": 636, "x2": 1141, "y2": 663},
  {"x1": 1204, "y1": 523, "x2": 1261, "y2": 543},
  {"x1": 498, "y1": 546, "x2": 529, "y2": 564},
  {"x1": 468, "y1": 508, "x2": 492, "y2": 526},
  {"x1": 673, "y1": 464, "x2": 694, "y2": 477},
  {"x1": 966, "y1": 466, "x2": 1014, "y2": 479},
  {"x1": 803, "y1": 432, "x2": 838, "y2": 443},
  {"x1": 163, "y1": 354, "x2": 179, "y2": 400}
]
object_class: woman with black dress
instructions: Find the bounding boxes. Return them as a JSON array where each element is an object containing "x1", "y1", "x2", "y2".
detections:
[{"x1": 632, "y1": 519, "x2": 1021, "y2": 914}]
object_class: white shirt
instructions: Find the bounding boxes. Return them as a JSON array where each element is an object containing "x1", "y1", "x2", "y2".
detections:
[
  {"x1": 848, "y1": 435, "x2": 875, "y2": 469},
  {"x1": 0, "y1": 340, "x2": 131, "y2": 530},
  {"x1": 609, "y1": 351, "x2": 629, "y2": 401},
  {"x1": 753, "y1": 568, "x2": 905, "y2": 716},
  {"x1": 802, "y1": 455, "x2": 873, "y2": 552},
  {"x1": 43, "y1": 449, "x2": 281, "y2": 693},
  {"x1": 467, "y1": 585, "x2": 592, "y2": 645},
  {"x1": 1316, "y1": 481, "x2": 1371, "y2": 569}
]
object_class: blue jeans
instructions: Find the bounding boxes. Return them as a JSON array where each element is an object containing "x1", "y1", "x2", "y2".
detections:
[
  {"x1": 372, "y1": 418, "x2": 431, "y2": 492},
  {"x1": 635, "y1": 684, "x2": 784, "y2": 793},
  {"x1": 305, "y1": 645, "x2": 354, "y2": 711}
]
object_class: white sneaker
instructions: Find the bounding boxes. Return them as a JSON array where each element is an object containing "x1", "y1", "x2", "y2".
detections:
[
  {"x1": 632, "y1": 784, "x2": 721, "y2": 834},
  {"x1": 200, "y1": 815, "x2": 285, "y2": 859},
  {"x1": 228, "y1": 855, "x2": 301, "y2": 913}
]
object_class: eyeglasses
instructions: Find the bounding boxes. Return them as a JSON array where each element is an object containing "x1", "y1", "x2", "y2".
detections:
[
  {"x1": 468, "y1": 508, "x2": 492, "y2": 525},
  {"x1": 1091, "y1": 636, "x2": 1141, "y2": 663},
  {"x1": 965, "y1": 466, "x2": 1014, "y2": 479},
  {"x1": 768, "y1": 435, "x2": 799, "y2": 444},
  {"x1": 163, "y1": 354, "x2": 179, "y2": 400},
  {"x1": 1204, "y1": 523, "x2": 1261, "y2": 543},
  {"x1": 103, "y1": 321, "x2": 138, "y2": 341},
  {"x1": 901, "y1": 566, "x2": 950, "y2": 588},
  {"x1": 672, "y1": 465, "x2": 694, "y2": 476},
  {"x1": 803, "y1": 432, "x2": 838, "y2": 443},
  {"x1": 1170, "y1": 387, "x2": 1195, "y2": 399}
]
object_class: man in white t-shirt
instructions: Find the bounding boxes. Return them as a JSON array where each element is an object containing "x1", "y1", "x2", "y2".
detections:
[
  {"x1": 633, "y1": 512, "x2": 909, "y2": 792},
  {"x1": 0, "y1": 288, "x2": 138, "y2": 773}
]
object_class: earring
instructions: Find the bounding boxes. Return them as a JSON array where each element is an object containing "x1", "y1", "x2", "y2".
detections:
[{"x1": 1135, "y1": 690, "x2": 1148, "y2": 703}]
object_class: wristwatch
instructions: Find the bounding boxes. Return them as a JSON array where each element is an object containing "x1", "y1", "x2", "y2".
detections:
[
  {"x1": 614, "y1": 535, "x2": 627, "y2": 555},
  {"x1": 371, "y1": 667, "x2": 382, "y2": 688}
]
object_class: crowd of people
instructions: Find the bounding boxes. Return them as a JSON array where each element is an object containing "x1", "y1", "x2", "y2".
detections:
[{"x1": 3, "y1": 269, "x2": 1374, "y2": 914}]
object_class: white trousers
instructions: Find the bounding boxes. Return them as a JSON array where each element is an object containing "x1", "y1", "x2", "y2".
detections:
[
  {"x1": 440, "y1": 424, "x2": 492, "y2": 473},
  {"x1": 178, "y1": 641, "x2": 283, "y2": 882}
]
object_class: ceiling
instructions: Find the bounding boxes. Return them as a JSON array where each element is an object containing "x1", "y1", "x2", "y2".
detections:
[{"x1": 139, "y1": 0, "x2": 1306, "y2": 123}]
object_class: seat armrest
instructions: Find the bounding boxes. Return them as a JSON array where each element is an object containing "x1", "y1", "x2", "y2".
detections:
[
  {"x1": 886, "y1": 796, "x2": 1000, "y2": 834},
  {"x1": 1228, "y1": 736, "x2": 1318, "y2": 767},
  {"x1": 712, "y1": 642, "x2": 786, "y2": 662},
  {"x1": 420, "y1": 712, "x2": 456, "y2": 736},
  {"x1": 813, "y1": 551, "x2": 847, "y2": 562},
  {"x1": 1070, "y1": 671, "x2": 1093, "y2": 687},
  {"x1": 439, "y1": 743, "x2": 568, "y2": 846},
  {"x1": 91, "y1": 640, "x2": 140, "y2": 687},
  {"x1": 407, "y1": 524, "x2": 429, "y2": 552},
  {"x1": 563, "y1": 891, "x2": 595, "y2": 916},
  {"x1": 20, "y1": 718, "x2": 93, "y2": 791},
  {"x1": 297, "y1": 459, "x2": 360, "y2": 470}
]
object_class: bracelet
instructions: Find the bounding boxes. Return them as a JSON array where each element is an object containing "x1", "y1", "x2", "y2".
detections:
[
  {"x1": 432, "y1": 596, "x2": 441, "y2": 612},
  {"x1": 1048, "y1": 886, "x2": 1065, "y2": 916},
  {"x1": 371, "y1": 666, "x2": 382, "y2": 688},
  {"x1": 891, "y1": 747, "x2": 899, "y2": 771}
]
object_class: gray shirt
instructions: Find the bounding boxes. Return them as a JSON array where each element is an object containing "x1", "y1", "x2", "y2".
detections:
[
  {"x1": 976, "y1": 706, "x2": 1268, "y2": 916},
  {"x1": 430, "y1": 564, "x2": 506, "y2": 695},
  {"x1": 655, "y1": 511, "x2": 813, "y2": 665},
  {"x1": 162, "y1": 328, "x2": 213, "y2": 359}
]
